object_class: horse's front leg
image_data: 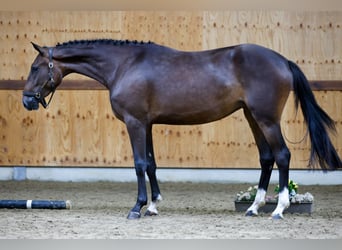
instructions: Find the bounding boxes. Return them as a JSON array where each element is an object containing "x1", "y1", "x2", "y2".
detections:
[
  {"x1": 128, "y1": 160, "x2": 148, "y2": 219},
  {"x1": 144, "y1": 127, "x2": 162, "y2": 216},
  {"x1": 145, "y1": 154, "x2": 163, "y2": 216},
  {"x1": 125, "y1": 119, "x2": 149, "y2": 220}
]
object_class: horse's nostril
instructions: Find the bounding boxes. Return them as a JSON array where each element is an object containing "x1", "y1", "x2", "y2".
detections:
[{"x1": 22, "y1": 96, "x2": 39, "y2": 111}]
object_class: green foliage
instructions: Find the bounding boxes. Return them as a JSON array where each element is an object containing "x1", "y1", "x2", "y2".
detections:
[{"x1": 274, "y1": 179, "x2": 298, "y2": 195}]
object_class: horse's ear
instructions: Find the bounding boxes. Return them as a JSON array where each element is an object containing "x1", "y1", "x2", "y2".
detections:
[{"x1": 31, "y1": 42, "x2": 45, "y2": 55}]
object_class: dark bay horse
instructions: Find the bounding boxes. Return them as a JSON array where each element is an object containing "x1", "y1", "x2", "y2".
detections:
[{"x1": 23, "y1": 39, "x2": 341, "y2": 219}]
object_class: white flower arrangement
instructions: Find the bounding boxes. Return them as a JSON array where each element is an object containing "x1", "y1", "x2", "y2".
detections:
[
  {"x1": 235, "y1": 180, "x2": 314, "y2": 203},
  {"x1": 290, "y1": 192, "x2": 314, "y2": 203},
  {"x1": 235, "y1": 185, "x2": 258, "y2": 202}
]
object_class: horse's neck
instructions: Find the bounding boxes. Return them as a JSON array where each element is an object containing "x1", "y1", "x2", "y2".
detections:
[{"x1": 56, "y1": 46, "x2": 118, "y2": 86}]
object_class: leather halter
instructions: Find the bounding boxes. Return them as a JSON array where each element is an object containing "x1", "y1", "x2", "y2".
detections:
[{"x1": 23, "y1": 48, "x2": 56, "y2": 109}]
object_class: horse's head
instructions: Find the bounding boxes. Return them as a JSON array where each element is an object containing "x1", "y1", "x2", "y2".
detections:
[{"x1": 23, "y1": 43, "x2": 63, "y2": 110}]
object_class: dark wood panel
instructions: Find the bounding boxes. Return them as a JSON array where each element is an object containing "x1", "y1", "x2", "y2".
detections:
[
  {"x1": 0, "y1": 80, "x2": 107, "y2": 90},
  {"x1": 309, "y1": 81, "x2": 342, "y2": 91},
  {"x1": 0, "y1": 80, "x2": 341, "y2": 91}
]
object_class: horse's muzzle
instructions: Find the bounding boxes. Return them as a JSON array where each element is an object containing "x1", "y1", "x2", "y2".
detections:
[{"x1": 22, "y1": 96, "x2": 40, "y2": 111}]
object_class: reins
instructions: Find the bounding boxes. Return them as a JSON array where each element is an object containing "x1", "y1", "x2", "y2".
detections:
[{"x1": 23, "y1": 47, "x2": 56, "y2": 109}]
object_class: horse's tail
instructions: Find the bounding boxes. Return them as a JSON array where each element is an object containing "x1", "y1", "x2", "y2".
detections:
[{"x1": 288, "y1": 60, "x2": 342, "y2": 170}]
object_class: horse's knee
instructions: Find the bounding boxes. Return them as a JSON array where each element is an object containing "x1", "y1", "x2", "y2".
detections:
[
  {"x1": 135, "y1": 168, "x2": 145, "y2": 177},
  {"x1": 135, "y1": 161, "x2": 147, "y2": 176}
]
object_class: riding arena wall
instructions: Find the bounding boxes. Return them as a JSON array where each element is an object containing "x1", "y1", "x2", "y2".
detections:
[{"x1": 0, "y1": 10, "x2": 341, "y2": 169}]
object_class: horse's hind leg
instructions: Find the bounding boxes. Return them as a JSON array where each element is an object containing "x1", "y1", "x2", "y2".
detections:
[
  {"x1": 144, "y1": 126, "x2": 162, "y2": 216},
  {"x1": 252, "y1": 114, "x2": 291, "y2": 219},
  {"x1": 243, "y1": 108, "x2": 275, "y2": 216}
]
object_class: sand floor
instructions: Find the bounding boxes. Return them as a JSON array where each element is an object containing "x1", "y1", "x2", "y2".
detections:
[{"x1": 0, "y1": 181, "x2": 341, "y2": 239}]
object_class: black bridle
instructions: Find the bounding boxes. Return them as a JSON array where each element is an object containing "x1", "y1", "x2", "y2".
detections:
[{"x1": 23, "y1": 47, "x2": 57, "y2": 109}]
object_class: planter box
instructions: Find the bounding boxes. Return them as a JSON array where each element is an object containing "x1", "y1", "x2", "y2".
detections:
[{"x1": 234, "y1": 201, "x2": 313, "y2": 214}]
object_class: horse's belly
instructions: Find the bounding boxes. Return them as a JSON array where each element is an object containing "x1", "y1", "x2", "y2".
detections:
[{"x1": 154, "y1": 100, "x2": 242, "y2": 125}]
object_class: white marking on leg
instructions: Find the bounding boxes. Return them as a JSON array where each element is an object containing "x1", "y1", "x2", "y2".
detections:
[
  {"x1": 147, "y1": 194, "x2": 162, "y2": 215},
  {"x1": 272, "y1": 188, "x2": 290, "y2": 219},
  {"x1": 247, "y1": 189, "x2": 266, "y2": 215}
]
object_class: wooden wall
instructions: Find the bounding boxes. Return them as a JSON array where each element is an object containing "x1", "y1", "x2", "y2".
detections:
[{"x1": 0, "y1": 11, "x2": 341, "y2": 168}]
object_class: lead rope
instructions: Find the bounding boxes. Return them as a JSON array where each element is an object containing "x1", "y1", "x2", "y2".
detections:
[{"x1": 282, "y1": 108, "x2": 309, "y2": 145}]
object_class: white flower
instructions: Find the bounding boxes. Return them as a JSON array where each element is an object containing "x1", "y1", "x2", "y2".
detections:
[
  {"x1": 290, "y1": 192, "x2": 314, "y2": 203},
  {"x1": 236, "y1": 192, "x2": 252, "y2": 201}
]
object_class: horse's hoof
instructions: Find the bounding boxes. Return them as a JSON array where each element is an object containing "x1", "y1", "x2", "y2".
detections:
[
  {"x1": 271, "y1": 213, "x2": 284, "y2": 220},
  {"x1": 127, "y1": 211, "x2": 141, "y2": 220},
  {"x1": 144, "y1": 210, "x2": 158, "y2": 217},
  {"x1": 245, "y1": 210, "x2": 257, "y2": 217}
]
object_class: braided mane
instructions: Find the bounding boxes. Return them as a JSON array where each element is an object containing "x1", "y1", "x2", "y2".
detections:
[{"x1": 56, "y1": 39, "x2": 154, "y2": 48}]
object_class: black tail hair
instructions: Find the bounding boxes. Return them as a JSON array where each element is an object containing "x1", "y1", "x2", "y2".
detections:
[{"x1": 288, "y1": 60, "x2": 341, "y2": 170}]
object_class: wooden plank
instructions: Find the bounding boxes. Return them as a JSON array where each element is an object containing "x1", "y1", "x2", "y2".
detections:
[
  {"x1": 1, "y1": 80, "x2": 341, "y2": 91},
  {"x1": 1, "y1": 11, "x2": 341, "y2": 81},
  {"x1": 309, "y1": 81, "x2": 342, "y2": 91},
  {"x1": 0, "y1": 80, "x2": 106, "y2": 90},
  {"x1": 202, "y1": 11, "x2": 342, "y2": 80}
]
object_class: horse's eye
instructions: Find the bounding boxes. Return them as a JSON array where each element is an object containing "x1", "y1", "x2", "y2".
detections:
[{"x1": 31, "y1": 66, "x2": 39, "y2": 72}]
